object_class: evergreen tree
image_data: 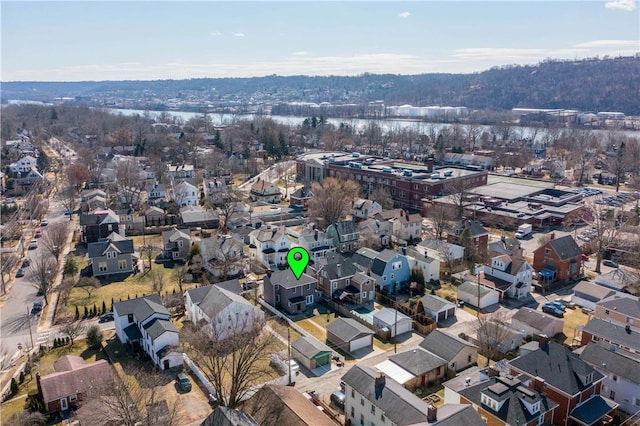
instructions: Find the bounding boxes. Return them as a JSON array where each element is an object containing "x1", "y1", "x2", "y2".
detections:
[
  {"x1": 10, "y1": 378, "x2": 18, "y2": 395},
  {"x1": 74, "y1": 305, "x2": 80, "y2": 320},
  {"x1": 102, "y1": 301, "x2": 107, "y2": 314},
  {"x1": 19, "y1": 371, "x2": 24, "y2": 384},
  {"x1": 83, "y1": 306, "x2": 89, "y2": 318}
]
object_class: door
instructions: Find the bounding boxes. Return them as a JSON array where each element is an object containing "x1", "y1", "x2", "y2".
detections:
[
  {"x1": 164, "y1": 359, "x2": 170, "y2": 370},
  {"x1": 60, "y1": 397, "x2": 68, "y2": 411}
]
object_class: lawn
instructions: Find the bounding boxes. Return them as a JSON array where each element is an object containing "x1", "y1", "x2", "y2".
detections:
[
  {"x1": 295, "y1": 318, "x2": 327, "y2": 341},
  {"x1": 267, "y1": 318, "x2": 302, "y2": 343},
  {"x1": 57, "y1": 264, "x2": 196, "y2": 321},
  {"x1": 1, "y1": 397, "x2": 27, "y2": 422},
  {"x1": 130, "y1": 234, "x2": 163, "y2": 249},
  {"x1": 561, "y1": 307, "x2": 590, "y2": 346},
  {"x1": 435, "y1": 283, "x2": 457, "y2": 303},
  {"x1": 373, "y1": 336, "x2": 395, "y2": 351}
]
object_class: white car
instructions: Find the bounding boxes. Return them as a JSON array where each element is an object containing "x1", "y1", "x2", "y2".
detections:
[
  {"x1": 40, "y1": 219, "x2": 48, "y2": 227},
  {"x1": 28, "y1": 239, "x2": 38, "y2": 250}
]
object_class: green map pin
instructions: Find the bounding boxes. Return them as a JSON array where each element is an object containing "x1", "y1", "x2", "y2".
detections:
[{"x1": 287, "y1": 247, "x2": 310, "y2": 280}]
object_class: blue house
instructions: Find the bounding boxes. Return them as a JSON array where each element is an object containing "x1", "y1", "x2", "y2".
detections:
[{"x1": 370, "y1": 249, "x2": 411, "y2": 293}]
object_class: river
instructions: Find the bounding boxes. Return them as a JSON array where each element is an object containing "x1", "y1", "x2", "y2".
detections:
[{"x1": 104, "y1": 108, "x2": 639, "y2": 142}]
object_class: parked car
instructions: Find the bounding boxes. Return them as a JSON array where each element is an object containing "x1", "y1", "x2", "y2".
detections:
[
  {"x1": 330, "y1": 390, "x2": 346, "y2": 411},
  {"x1": 176, "y1": 372, "x2": 192, "y2": 392},
  {"x1": 34, "y1": 229, "x2": 43, "y2": 238},
  {"x1": 64, "y1": 208, "x2": 72, "y2": 215},
  {"x1": 31, "y1": 300, "x2": 43, "y2": 314},
  {"x1": 16, "y1": 268, "x2": 25, "y2": 278},
  {"x1": 22, "y1": 258, "x2": 31, "y2": 267},
  {"x1": 99, "y1": 312, "x2": 114, "y2": 322},
  {"x1": 28, "y1": 239, "x2": 38, "y2": 250},
  {"x1": 545, "y1": 301, "x2": 566, "y2": 311},
  {"x1": 40, "y1": 219, "x2": 48, "y2": 227},
  {"x1": 603, "y1": 259, "x2": 619, "y2": 268},
  {"x1": 542, "y1": 304, "x2": 564, "y2": 318}
]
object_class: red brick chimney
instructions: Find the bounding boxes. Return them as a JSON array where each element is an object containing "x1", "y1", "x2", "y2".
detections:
[
  {"x1": 538, "y1": 334, "x2": 549, "y2": 348},
  {"x1": 550, "y1": 232, "x2": 555, "y2": 240},
  {"x1": 427, "y1": 404, "x2": 437, "y2": 423}
]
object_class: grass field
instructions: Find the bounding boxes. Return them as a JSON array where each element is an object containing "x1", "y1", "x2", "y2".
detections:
[
  {"x1": 267, "y1": 318, "x2": 302, "y2": 342},
  {"x1": 561, "y1": 306, "x2": 590, "y2": 345},
  {"x1": 295, "y1": 318, "x2": 327, "y2": 341}
]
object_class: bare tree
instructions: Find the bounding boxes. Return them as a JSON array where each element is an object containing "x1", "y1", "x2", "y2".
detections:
[
  {"x1": 585, "y1": 201, "x2": 630, "y2": 273},
  {"x1": 60, "y1": 319, "x2": 86, "y2": 345},
  {"x1": 59, "y1": 276, "x2": 76, "y2": 306},
  {"x1": 201, "y1": 235, "x2": 247, "y2": 281},
  {"x1": 116, "y1": 159, "x2": 144, "y2": 208},
  {"x1": 0, "y1": 253, "x2": 19, "y2": 294},
  {"x1": 40, "y1": 222, "x2": 68, "y2": 260},
  {"x1": 58, "y1": 182, "x2": 79, "y2": 217},
  {"x1": 370, "y1": 185, "x2": 394, "y2": 210},
  {"x1": 426, "y1": 204, "x2": 452, "y2": 239},
  {"x1": 77, "y1": 276, "x2": 101, "y2": 298},
  {"x1": 181, "y1": 313, "x2": 277, "y2": 408},
  {"x1": 172, "y1": 264, "x2": 189, "y2": 294},
  {"x1": 140, "y1": 243, "x2": 160, "y2": 271},
  {"x1": 443, "y1": 173, "x2": 473, "y2": 220},
  {"x1": 28, "y1": 255, "x2": 57, "y2": 305},
  {"x1": 148, "y1": 268, "x2": 167, "y2": 294},
  {"x1": 309, "y1": 177, "x2": 360, "y2": 227},
  {"x1": 474, "y1": 311, "x2": 514, "y2": 363},
  {"x1": 207, "y1": 186, "x2": 245, "y2": 231}
]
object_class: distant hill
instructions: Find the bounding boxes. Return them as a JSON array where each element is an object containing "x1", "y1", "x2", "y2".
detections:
[{"x1": 2, "y1": 56, "x2": 639, "y2": 114}]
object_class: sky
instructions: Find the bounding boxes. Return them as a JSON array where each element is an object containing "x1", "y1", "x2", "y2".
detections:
[{"x1": 1, "y1": 1, "x2": 638, "y2": 81}]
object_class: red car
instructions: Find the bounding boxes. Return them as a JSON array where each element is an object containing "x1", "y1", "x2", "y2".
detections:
[
  {"x1": 581, "y1": 254, "x2": 589, "y2": 261},
  {"x1": 34, "y1": 229, "x2": 43, "y2": 238}
]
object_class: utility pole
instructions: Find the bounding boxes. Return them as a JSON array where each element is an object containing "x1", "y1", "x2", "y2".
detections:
[
  {"x1": 477, "y1": 269, "x2": 481, "y2": 318},
  {"x1": 394, "y1": 296, "x2": 398, "y2": 354},
  {"x1": 27, "y1": 306, "x2": 34, "y2": 350},
  {"x1": 287, "y1": 327, "x2": 292, "y2": 385}
]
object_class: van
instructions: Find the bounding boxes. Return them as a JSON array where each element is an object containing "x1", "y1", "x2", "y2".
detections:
[{"x1": 176, "y1": 372, "x2": 192, "y2": 392}]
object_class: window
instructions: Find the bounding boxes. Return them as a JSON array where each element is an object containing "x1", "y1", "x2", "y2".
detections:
[
  {"x1": 351, "y1": 407, "x2": 355, "y2": 418},
  {"x1": 537, "y1": 415, "x2": 544, "y2": 425},
  {"x1": 380, "y1": 414, "x2": 385, "y2": 422},
  {"x1": 118, "y1": 260, "x2": 127, "y2": 270},
  {"x1": 275, "y1": 294, "x2": 280, "y2": 303},
  {"x1": 98, "y1": 262, "x2": 107, "y2": 272},
  {"x1": 307, "y1": 283, "x2": 311, "y2": 291},
  {"x1": 610, "y1": 390, "x2": 616, "y2": 400},
  {"x1": 612, "y1": 374, "x2": 618, "y2": 382},
  {"x1": 361, "y1": 397, "x2": 364, "y2": 406},
  {"x1": 391, "y1": 274, "x2": 394, "y2": 280},
  {"x1": 306, "y1": 295, "x2": 314, "y2": 305},
  {"x1": 351, "y1": 389, "x2": 355, "y2": 398},
  {"x1": 127, "y1": 313, "x2": 134, "y2": 323},
  {"x1": 468, "y1": 355, "x2": 472, "y2": 363},
  {"x1": 544, "y1": 248, "x2": 551, "y2": 255},
  {"x1": 346, "y1": 278, "x2": 350, "y2": 285},
  {"x1": 293, "y1": 287, "x2": 296, "y2": 294},
  {"x1": 332, "y1": 282, "x2": 338, "y2": 289},
  {"x1": 586, "y1": 373, "x2": 593, "y2": 384},
  {"x1": 383, "y1": 275, "x2": 387, "y2": 282},
  {"x1": 69, "y1": 394, "x2": 77, "y2": 402},
  {"x1": 360, "y1": 414, "x2": 364, "y2": 426},
  {"x1": 371, "y1": 405, "x2": 375, "y2": 415}
]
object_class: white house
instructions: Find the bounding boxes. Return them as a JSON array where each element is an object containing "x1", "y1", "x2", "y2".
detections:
[
  {"x1": 113, "y1": 295, "x2": 182, "y2": 370},
  {"x1": 417, "y1": 239, "x2": 465, "y2": 265},
  {"x1": 510, "y1": 308, "x2": 564, "y2": 338},
  {"x1": 419, "y1": 294, "x2": 456, "y2": 323},
  {"x1": 248, "y1": 225, "x2": 290, "y2": 269},
  {"x1": 405, "y1": 247, "x2": 440, "y2": 283},
  {"x1": 391, "y1": 212, "x2": 422, "y2": 242},
  {"x1": 478, "y1": 255, "x2": 533, "y2": 300},
  {"x1": 291, "y1": 226, "x2": 336, "y2": 263},
  {"x1": 358, "y1": 218, "x2": 392, "y2": 249},
  {"x1": 173, "y1": 181, "x2": 198, "y2": 207},
  {"x1": 200, "y1": 235, "x2": 247, "y2": 279},
  {"x1": 353, "y1": 199, "x2": 382, "y2": 219},
  {"x1": 372, "y1": 308, "x2": 412, "y2": 338},
  {"x1": 595, "y1": 268, "x2": 638, "y2": 292},
  {"x1": 10, "y1": 155, "x2": 37, "y2": 174},
  {"x1": 185, "y1": 284, "x2": 264, "y2": 340}
]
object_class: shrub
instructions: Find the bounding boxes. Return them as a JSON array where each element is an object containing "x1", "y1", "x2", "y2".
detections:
[{"x1": 86, "y1": 325, "x2": 104, "y2": 349}]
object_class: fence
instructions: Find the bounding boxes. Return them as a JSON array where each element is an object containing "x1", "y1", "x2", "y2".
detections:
[
  {"x1": 183, "y1": 353, "x2": 216, "y2": 398},
  {"x1": 258, "y1": 299, "x2": 308, "y2": 341}
]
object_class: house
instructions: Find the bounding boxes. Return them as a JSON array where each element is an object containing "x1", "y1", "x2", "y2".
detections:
[
  {"x1": 510, "y1": 308, "x2": 564, "y2": 338},
  {"x1": 291, "y1": 336, "x2": 333, "y2": 371},
  {"x1": 448, "y1": 220, "x2": 490, "y2": 254},
  {"x1": 358, "y1": 217, "x2": 392, "y2": 249},
  {"x1": 375, "y1": 347, "x2": 446, "y2": 391},
  {"x1": 405, "y1": 247, "x2": 440, "y2": 284},
  {"x1": 263, "y1": 269, "x2": 321, "y2": 315},
  {"x1": 248, "y1": 225, "x2": 291, "y2": 269},
  {"x1": 419, "y1": 294, "x2": 456, "y2": 323},
  {"x1": 418, "y1": 239, "x2": 465, "y2": 266},
  {"x1": 369, "y1": 249, "x2": 411, "y2": 293},
  {"x1": 577, "y1": 343, "x2": 640, "y2": 414},
  {"x1": 113, "y1": 295, "x2": 182, "y2": 370},
  {"x1": 37, "y1": 356, "x2": 111, "y2": 414},
  {"x1": 146, "y1": 182, "x2": 168, "y2": 204},
  {"x1": 533, "y1": 234, "x2": 582, "y2": 284},
  {"x1": 13, "y1": 167, "x2": 44, "y2": 187},
  {"x1": 326, "y1": 220, "x2": 359, "y2": 254},
  {"x1": 200, "y1": 234, "x2": 247, "y2": 280},
  {"x1": 509, "y1": 339, "x2": 616, "y2": 426},
  {"x1": 249, "y1": 178, "x2": 281, "y2": 203},
  {"x1": 455, "y1": 373, "x2": 558, "y2": 426},
  {"x1": 168, "y1": 164, "x2": 195, "y2": 184},
  {"x1": 372, "y1": 308, "x2": 412, "y2": 338},
  {"x1": 478, "y1": 254, "x2": 533, "y2": 300},
  {"x1": 161, "y1": 228, "x2": 192, "y2": 261},
  {"x1": 456, "y1": 281, "x2": 500, "y2": 309},
  {"x1": 243, "y1": 384, "x2": 337, "y2": 426},
  {"x1": 420, "y1": 330, "x2": 478, "y2": 372},
  {"x1": 203, "y1": 177, "x2": 227, "y2": 204},
  {"x1": 315, "y1": 252, "x2": 374, "y2": 305},
  {"x1": 341, "y1": 365, "x2": 484, "y2": 426},
  {"x1": 173, "y1": 181, "x2": 199, "y2": 207},
  {"x1": 10, "y1": 155, "x2": 37, "y2": 174},
  {"x1": 290, "y1": 187, "x2": 314, "y2": 210},
  {"x1": 87, "y1": 233, "x2": 136, "y2": 277},
  {"x1": 145, "y1": 206, "x2": 166, "y2": 226},
  {"x1": 595, "y1": 268, "x2": 639, "y2": 293},
  {"x1": 184, "y1": 284, "x2": 264, "y2": 340},
  {"x1": 79, "y1": 209, "x2": 122, "y2": 243},
  {"x1": 326, "y1": 318, "x2": 374, "y2": 353},
  {"x1": 571, "y1": 281, "x2": 621, "y2": 311},
  {"x1": 488, "y1": 236, "x2": 523, "y2": 258},
  {"x1": 200, "y1": 406, "x2": 260, "y2": 426},
  {"x1": 594, "y1": 296, "x2": 640, "y2": 327},
  {"x1": 117, "y1": 208, "x2": 145, "y2": 235},
  {"x1": 117, "y1": 186, "x2": 146, "y2": 210},
  {"x1": 179, "y1": 205, "x2": 219, "y2": 229},
  {"x1": 292, "y1": 227, "x2": 336, "y2": 263},
  {"x1": 352, "y1": 199, "x2": 382, "y2": 220},
  {"x1": 391, "y1": 211, "x2": 422, "y2": 242},
  {"x1": 579, "y1": 318, "x2": 640, "y2": 360},
  {"x1": 80, "y1": 189, "x2": 108, "y2": 212}
]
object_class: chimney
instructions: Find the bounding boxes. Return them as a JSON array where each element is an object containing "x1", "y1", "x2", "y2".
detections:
[
  {"x1": 427, "y1": 405, "x2": 437, "y2": 423},
  {"x1": 538, "y1": 334, "x2": 549, "y2": 349},
  {"x1": 487, "y1": 365, "x2": 500, "y2": 377},
  {"x1": 36, "y1": 372, "x2": 42, "y2": 396},
  {"x1": 550, "y1": 232, "x2": 555, "y2": 240},
  {"x1": 532, "y1": 376, "x2": 546, "y2": 393},
  {"x1": 375, "y1": 373, "x2": 386, "y2": 388},
  {"x1": 266, "y1": 269, "x2": 272, "y2": 279},
  {"x1": 401, "y1": 247, "x2": 407, "y2": 256},
  {"x1": 336, "y1": 264, "x2": 342, "y2": 277}
]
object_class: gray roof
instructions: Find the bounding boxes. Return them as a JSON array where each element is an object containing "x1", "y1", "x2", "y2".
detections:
[
  {"x1": 581, "y1": 318, "x2": 640, "y2": 351},
  {"x1": 291, "y1": 336, "x2": 332, "y2": 359},
  {"x1": 420, "y1": 330, "x2": 478, "y2": 361},
  {"x1": 143, "y1": 318, "x2": 178, "y2": 341},
  {"x1": 573, "y1": 281, "x2": 617, "y2": 302},
  {"x1": 371, "y1": 249, "x2": 404, "y2": 277},
  {"x1": 373, "y1": 308, "x2": 411, "y2": 325},
  {"x1": 425, "y1": 405, "x2": 485, "y2": 426},
  {"x1": 389, "y1": 347, "x2": 446, "y2": 376},
  {"x1": 87, "y1": 238, "x2": 134, "y2": 258},
  {"x1": 545, "y1": 235, "x2": 582, "y2": 260},
  {"x1": 341, "y1": 365, "x2": 429, "y2": 425},
  {"x1": 351, "y1": 247, "x2": 378, "y2": 271},
  {"x1": 201, "y1": 406, "x2": 259, "y2": 426},
  {"x1": 330, "y1": 220, "x2": 358, "y2": 237},
  {"x1": 511, "y1": 308, "x2": 562, "y2": 333},
  {"x1": 79, "y1": 209, "x2": 119, "y2": 226},
  {"x1": 456, "y1": 220, "x2": 488, "y2": 237},
  {"x1": 326, "y1": 318, "x2": 374, "y2": 343},
  {"x1": 321, "y1": 253, "x2": 356, "y2": 279},
  {"x1": 420, "y1": 294, "x2": 455, "y2": 313},
  {"x1": 267, "y1": 269, "x2": 316, "y2": 289},
  {"x1": 458, "y1": 281, "x2": 496, "y2": 298},
  {"x1": 162, "y1": 228, "x2": 191, "y2": 244},
  {"x1": 113, "y1": 294, "x2": 169, "y2": 322},
  {"x1": 578, "y1": 343, "x2": 640, "y2": 384},
  {"x1": 597, "y1": 297, "x2": 640, "y2": 319},
  {"x1": 188, "y1": 284, "x2": 253, "y2": 318},
  {"x1": 510, "y1": 342, "x2": 604, "y2": 395}
]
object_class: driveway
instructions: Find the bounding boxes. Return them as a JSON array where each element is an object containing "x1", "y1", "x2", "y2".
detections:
[{"x1": 163, "y1": 370, "x2": 211, "y2": 424}]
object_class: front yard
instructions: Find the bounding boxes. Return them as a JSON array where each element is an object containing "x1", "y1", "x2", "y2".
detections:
[{"x1": 561, "y1": 306, "x2": 590, "y2": 346}]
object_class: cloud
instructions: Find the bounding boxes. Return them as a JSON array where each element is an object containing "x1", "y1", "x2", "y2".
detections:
[
  {"x1": 291, "y1": 51, "x2": 309, "y2": 56},
  {"x1": 604, "y1": 0, "x2": 637, "y2": 11},
  {"x1": 232, "y1": 32, "x2": 245, "y2": 37},
  {"x1": 209, "y1": 31, "x2": 222, "y2": 36},
  {"x1": 398, "y1": 11, "x2": 411, "y2": 18},
  {"x1": 574, "y1": 39, "x2": 639, "y2": 48}
]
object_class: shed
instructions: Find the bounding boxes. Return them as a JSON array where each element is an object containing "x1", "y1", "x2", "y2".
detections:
[
  {"x1": 290, "y1": 336, "x2": 332, "y2": 371},
  {"x1": 419, "y1": 294, "x2": 456, "y2": 322},
  {"x1": 326, "y1": 318, "x2": 374, "y2": 353},
  {"x1": 456, "y1": 281, "x2": 499, "y2": 309},
  {"x1": 372, "y1": 308, "x2": 412, "y2": 338}
]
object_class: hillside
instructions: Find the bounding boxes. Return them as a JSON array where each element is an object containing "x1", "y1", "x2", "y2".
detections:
[{"x1": 2, "y1": 56, "x2": 639, "y2": 114}]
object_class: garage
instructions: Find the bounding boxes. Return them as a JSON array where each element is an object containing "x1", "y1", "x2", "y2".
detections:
[
  {"x1": 326, "y1": 318, "x2": 374, "y2": 353},
  {"x1": 291, "y1": 336, "x2": 333, "y2": 371}
]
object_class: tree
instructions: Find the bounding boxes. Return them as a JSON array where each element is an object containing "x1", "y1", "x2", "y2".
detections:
[
  {"x1": 172, "y1": 264, "x2": 188, "y2": 294},
  {"x1": 474, "y1": 311, "x2": 514, "y2": 364},
  {"x1": 370, "y1": 185, "x2": 394, "y2": 210},
  {"x1": 65, "y1": 163, "x2": 90, "y2": 192},
  {"x1": 585, "y1": 200, "x2": 630, "y2": 273},
  {"x1": 148, "y1": 268, "x2": 167, "y2": 294},
  {"x1": 86, "y1": 325, "x2": 104, "y2": 349},
  {"x1": 410, "y1": 267, "x2": 425, "y2": 296},
  {"x1": 140, "y1": 243, "x2": 160, "y2": 271},
  {"x1": 58, "y1": 182, "x2": 79, "y2": 218},
  {"x1": 181, "y1": 313, "x2": 277, "y2": 408},
  {"x1": 426, "y1": 204, "x2": 452, "y2": 240},
  {"x1": 59, "y1": 277, "x2": 76, "y2": 307},
  {"x1": 0, "y1": 253, "x2": 19, "y2": 294},
  {"x1": 63, "y1": 257, "x2": 78, "y2": 276},
  {"x1": 40, "y1": 222, "x2": 68, "y2": 260},
  {"x1": 116, "y1": 159, "x2": 144, "y2": 209},
  {"x1": 4, "y1": 411, "x2": 47, "y2": 426},
  {"x1": 28, "y1": 255, "x2": 57, "y2": 305},
  {"x1": 77, "y1": 276, "x2": 100, "y2": 298},
  {"x1": 209, "y1": 186, "x2": 245, "y2": 231},
  {"x1": 309, "y1": 177, "x2": 360, "y2": 227},
  {"x1": 61, "y1": 319, "x2": 85, "y2": 346},
  {"x1": 443, "y1": 173, "x2": 472, "y2": 220}
]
